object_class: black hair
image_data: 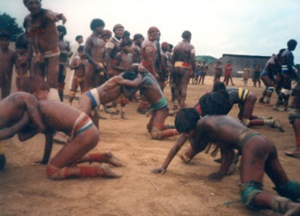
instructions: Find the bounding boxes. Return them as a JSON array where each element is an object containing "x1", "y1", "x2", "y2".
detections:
[
  {"x1": 123, "y1": 30, "x2": 130, "y2": 38},
  {"x1": 90, "y1": 19, "x2": 105, "y2": 31},
  {"x1": 57, "y1": 25, "x2": 67, "y2": 35},
  {"x1": 15, "y1": 33, "x2": 28, "y2": 49},
  {"x1": 168, "y1": 44, "x2": 174, "y2": 49},
  {"x1": 182, "y1": 30, "x2": 191, "y2": 39},
  {"x1": 0, "y1": 30, "x2": 11, "y2": 40},
  {"x1": 77, "y1": 45, "x2": 84, "y2": 52},
  {"x1": 212, "y1": 82, "x2": 226, "y2": 92},
  {"x1": 22, "y1": 75, "x2": 49, "y2": 93},
  {"x1": 133, "y1": 33, "x2": 144, "y2": 41},
  {"x1": 287, "y1": 39, "x2": 297, "y2": 50},
  {"x1": 122, "y1": 71, "x2": 137, "y2": 81},
  {"x1": 199, "y1": 90, "x2": 231, "y2": 116},
  {"x1": 75, "y1": 35, "x2": 83, "y2": 41},
  {"x1": 120, "y1": 39, "x2": 132, "y2": 48},
  {"x1": 175, "y1": 108, "x2": 200, "y2": 133}
]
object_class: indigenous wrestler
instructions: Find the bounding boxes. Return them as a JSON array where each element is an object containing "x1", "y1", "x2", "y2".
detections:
[
  {"x1": 274, "y1": 41, "x2": 298, "y2": 112},
  {"x1": 79, "y1": 70, "x2": 142, "y2": 128},
  {"x1": 278, "y1": 40, "x2": 300, "y2": 159},
  {"x1": 172, "y1": 30, "x2": 196, "y2": 109},
  {"x1": 137, "y1": 27, "x2": 160, "y2": 114},
  {"x1": 152, "y1": 90, "x2": 231, "y2": 173},
  {"x1": 0, "y1": 31, "x2": 17, "y2": 99},
  {"x1": 252, "y1": 62, "x2": 261, "y2": 88},
  {"x1": 15, "y1": 100, "x2": 122, "y2": 180},
  {"x1": 83, "y1": 18, "x2": 106, "y2": 92},
  {"x1": 132, "y1": 33, "x2": 144, "y2": 64},
  {"x1": 68, "y1": 35, "x2": 84, "y2": 91},
  {"x1": 242, "y1": 65, "x2": 250, "y2": 86},
  {"x1": 199, "y1": 60, "x2": 208, "y2": 85},
  {"x1": 57, "y1": 25, "x2": 73, "y2": 101},
  {"x1": 105, "y1": 24, "x2": 124, "y2": 78},
  {"x1": 22, "y1": 0, "x2": 67, "y2": 101},
  {"x1": 213, "y1": 61, "x2": 222, "y2": 83},
  {"x1": 15, "y1": 33, "x2": 30, "y2": 91},
  {"x1": 223, "y1": 61, "x2": 235, "y2": 86},
  {"x1": 0, "y1": 90, "x2": 47, "y2": 168},
  {"x1": 137, "y1": 70, "x2": 181, "y2": 140},
  {"x1": 155, "y1": 108, "x2": 300, "y2": 216},
  {"x1": 259, "y1": 51, "x2": 284, "y2": 106},
  {"x1": 112, "y1": 40, "x2": 133, "y2": 119},
  {"x1": 69, "y1": 46, "x2": 87, "y2": 105},
  {"x1": 213, "y1": 82, "x2": 284, "y2": 132}
]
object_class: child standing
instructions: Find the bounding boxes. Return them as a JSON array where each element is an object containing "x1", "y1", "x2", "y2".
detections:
[{"x1": 0, "y1": 31, "x2": 17, "y2": 99}]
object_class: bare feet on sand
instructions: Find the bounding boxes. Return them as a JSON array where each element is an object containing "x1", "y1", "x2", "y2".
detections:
[{"x1": 98, "y1": 164, "x2": 122, "y2": 178}]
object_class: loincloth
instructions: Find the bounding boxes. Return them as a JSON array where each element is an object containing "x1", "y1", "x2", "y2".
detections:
[
  {"x1": 174, "y1": 61, "x2": 191, "y2": 69},
  {"x1": 237, "y1": 129, "x2": 260, "y2": 154},
  {"x1": 33, "y1": 47, "x2": 60, "y2": 58},
  {"x1": 85, "y1": 88, "x2": 101, "y2": 109},
  {"x1": 70, "y1": 112, "x2": 94, "y2": 139},
  {"x1": 238, "y1": 88, "x2": 250, "y2": 106},
  {"x1": 288, "y1": 107, "x2": 300, "y2": 123}
]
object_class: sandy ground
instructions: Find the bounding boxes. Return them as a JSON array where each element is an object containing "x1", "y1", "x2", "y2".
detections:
[{"x1": 0, "y1": 74, "x2": 299, "y2": 216}]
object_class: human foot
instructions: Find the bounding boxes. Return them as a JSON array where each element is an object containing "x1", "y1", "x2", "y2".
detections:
[
  {"x1": 98, "y1": 164, "x2": 122, "y2": 178},
  {"x1": 285, "y1": 149, "x2": 300, "y2": 158}
]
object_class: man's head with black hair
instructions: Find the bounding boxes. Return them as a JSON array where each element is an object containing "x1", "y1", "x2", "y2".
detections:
[
  {"x1": 122, "y1": 71, "x2": 137, "y2": 81},
  {"x1": 175, "y1": 108, "x2": 200, "y2": 134},
  {"x1": 199, "y1": 90, "x2": 231, "y2": 116},
  {"x1": 90, "y1": 19, "x2": 105, "y2": 32},
  {"x1": 287, "y1": 39, "x2": 297, "y2": 51},
  {"x1": 212, "y1": 81, "x2": 226, "y2": 92}
]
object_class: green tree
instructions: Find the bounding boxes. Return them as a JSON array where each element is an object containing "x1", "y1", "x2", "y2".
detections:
[
  {"x1": 195, "y1": 55, "x2": 217, "y2": 64},
  {"x1": 0, "y1": 13, "x2": 24, "y2": 41}
]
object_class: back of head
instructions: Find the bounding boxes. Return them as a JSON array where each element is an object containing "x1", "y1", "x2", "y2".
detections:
[
  {"x1": 57, "y1": 25, "x2": 67, "y2": 35},
  {"x1": 22, "y1": 75, "x2": 49, "y2": 93},
  {"x1": 182, "y1": 30, "x2": 191, "y2": 39},
  {"x1": 122, "y1": 71, "x2": 137, "y2": 81},
  {"x1": 287, "y1": 39, "x2": 297, "y2": 50},
  {"x1": 102, "y1": 30, "x2": 112, "y2": 38},
  {"x1": 175, "y1": 108, "x2": 200, "y2": 133},
  {"x1": 15, "y1": 33, "x2": 28, "y2": 49},
  {"x1": 199, "y1": 90, "x2": 231, "y2": 116},
  {"x1": 90, "y1": 18, "x2": 105, "y2": 31},
  {"x1": 212, "y1": 82, "x2": 226, "y2": 92}
]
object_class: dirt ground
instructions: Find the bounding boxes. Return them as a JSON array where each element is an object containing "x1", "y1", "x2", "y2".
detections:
[{"x1": 0, "y1": 75, "x2": 299, "y2": 216}]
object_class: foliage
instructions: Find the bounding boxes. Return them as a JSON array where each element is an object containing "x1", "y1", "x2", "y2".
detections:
[
  {"x1": 195, "y1": 55, "x2": 217, "y2": 64},
  {"x1": 0, "y1": 13, "x2": 24, "y2": 41}
]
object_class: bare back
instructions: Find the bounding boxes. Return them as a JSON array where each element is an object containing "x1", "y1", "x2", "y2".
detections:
[{"x1": 140, "y1": 72, "x2": 164, "y2": 105}]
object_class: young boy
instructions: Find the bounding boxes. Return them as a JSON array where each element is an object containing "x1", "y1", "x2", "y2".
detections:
[
  {"x1": 154, "y1": 108, "x2": 300, "y2": 215},
  {"x1": 0, "y1": 31, "x2": 17, "y2": 99},
  {"x1": 69, "y1": 45, "x2": 87, "y2": 105},
  {"x1": 57, "y1": 25, "x2": 73, "y2": 101},
  {"x1": 112, "y1": 40, "x2": 133, "y2": 119},
  {"x1": 15, "y1": 33, "x2": 30, "y2": 91},
  {"x1": 79, "y1": 70, "x2": 142, "y2": 128}
]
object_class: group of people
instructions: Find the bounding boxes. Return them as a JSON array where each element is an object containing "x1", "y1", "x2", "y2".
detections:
[{"x1": 0, "y1": 0, "x2": 300, "y2": 215}]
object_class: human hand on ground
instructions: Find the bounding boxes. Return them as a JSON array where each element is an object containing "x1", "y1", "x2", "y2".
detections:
[{"x1": 152, "y1": 167, "x2": 166, "y2": 174}]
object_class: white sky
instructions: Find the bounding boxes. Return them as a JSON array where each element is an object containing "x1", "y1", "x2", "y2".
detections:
[{"x1": 1, "y1": 0, "x2": 300, "y2": 63}]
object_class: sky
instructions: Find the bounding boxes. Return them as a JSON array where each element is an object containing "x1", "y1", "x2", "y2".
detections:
[{"x1": 1, "y1": 0, "x2": 300, "y2": 63}]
